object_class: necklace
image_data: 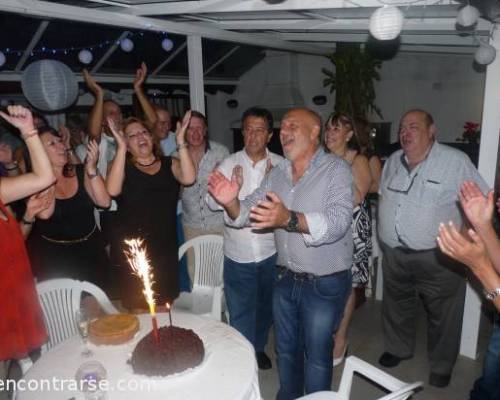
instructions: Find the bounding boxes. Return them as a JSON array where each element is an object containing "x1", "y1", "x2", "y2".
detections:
[{"x1": 135, "y1": 158, "x2": 158, "y2": 167}]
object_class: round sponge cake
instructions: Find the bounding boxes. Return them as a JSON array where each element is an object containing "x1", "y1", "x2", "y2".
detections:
[{"x1": 89, "y1": 314, "x2": 139, "y2": 345}]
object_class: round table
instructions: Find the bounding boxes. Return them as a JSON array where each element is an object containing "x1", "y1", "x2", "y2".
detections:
[{"x1": 17, "y1": 311, "x2": 261, "y2": 400}]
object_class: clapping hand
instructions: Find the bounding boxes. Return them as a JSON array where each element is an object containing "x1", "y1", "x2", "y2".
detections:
[
  {"x1": 175, "y1": 110, "x2": 191, "y2": 146},
  {"x1": 85, "y1": 140, "x2": 100, "y2": 175},
  {"x1": 25, "y1": 189, "x2": 52, "y2": 221},
  {"x1": 107, "y1": 117, "x2": 126, "y2": 150},
  {"x1": 265, "y1": 158, "x2": 274, "y2": 175},
  {"x1": 208, "y1": 169, "x2": 240, "y2": 206},
  {"x1": 249, "y1": 191, "x2": 289, "y2": 229},
  {"x1": 133, "y1": 62, "x2": 147, "y2": 91},
  {"x1": 459, "y1": 181, "x2": 494, "y2": 230},
  {"x1": 59, "y1": 124, "x2": 71, "y2": 149}
]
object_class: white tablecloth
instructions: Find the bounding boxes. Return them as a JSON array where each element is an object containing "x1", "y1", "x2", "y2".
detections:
[{"x1": 17, "y1": 311, "x2": 261, "y2": 400}]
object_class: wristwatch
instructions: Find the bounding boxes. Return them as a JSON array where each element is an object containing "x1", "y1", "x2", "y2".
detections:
[
  {"x1": 286, "y1": 210, "x2": 299, "y2": 232},
  {"x1": 484, "y1": 288, "x2": 500, "y2": 301}
]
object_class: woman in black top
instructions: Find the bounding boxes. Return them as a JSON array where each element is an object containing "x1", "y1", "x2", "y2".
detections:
[{"x1": 106, "y1": 112, "x2": 195, "y2": 310}]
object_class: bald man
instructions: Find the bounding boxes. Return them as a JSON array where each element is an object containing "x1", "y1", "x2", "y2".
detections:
[{"x1": 208, "y1": 108, "x2": 354, "y2": 399}]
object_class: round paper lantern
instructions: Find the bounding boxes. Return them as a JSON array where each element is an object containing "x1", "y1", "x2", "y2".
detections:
[
  {"x1": 0, "y1": 51, "x2": 5, "y2": 67},
  {"x1": 120, "y1": 38, "x2": 134, "y2": 52},
  {"x1": 78, "y1": 49, "x2": 93, "y2": 65},
  {"x1": 456, "y1": 5, "x2": 480, "y2": 27},
  {"x1": 161, "y1": 38, "x2": 174, "y2": 52},
  {"x1": 475, "y1": 43, "x2": 496, "y2": 65},
  {"x1": 21, "y1": 60, "x2": 78, "y2": 111},
  {"x1": 369, "y1": 6, "x2": 404, "y2": 41}
]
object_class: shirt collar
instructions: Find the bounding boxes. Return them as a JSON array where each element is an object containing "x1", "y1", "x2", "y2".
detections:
[{"x1": 242, "y1": 148, "x2": 270, "y2": 167}]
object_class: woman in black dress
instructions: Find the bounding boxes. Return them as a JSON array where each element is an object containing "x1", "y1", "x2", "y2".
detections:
[
  {"x1": 106, "y1": 112, "x2": 195, "y2": 310},
  {"x1": 23, "y1": 126, "x2": 111, "y2": 288}
]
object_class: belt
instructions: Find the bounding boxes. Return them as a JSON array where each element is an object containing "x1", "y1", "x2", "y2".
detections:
[
  {"x1": 276, "y1": 265, "x2": 348, "y2": 281},
  {"x1": 41, "y1": 224, "x2": 97, "y2": 244},
  {"x1": 395, "y1": 246, "x2": 434, "y2": 254}
]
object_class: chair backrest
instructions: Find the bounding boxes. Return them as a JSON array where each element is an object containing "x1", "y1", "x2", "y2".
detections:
[
  {"x1": 337, "y1": 356, "x2": 423, "y2": 400},
  {"x1": 178, "y1": 234, "x2": 224, "y2": 288},
  {"x1": 36, "y1": 278, "x2": 118, "y2": 350}
]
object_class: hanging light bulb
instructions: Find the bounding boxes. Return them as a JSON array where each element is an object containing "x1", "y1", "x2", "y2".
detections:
[
  {"x1": 120, "y1": 38, "x2": 134, "y2": 52},
  {"x1": 456, "y1": 5, "x2": 480, "y2": 28},
  {"x1": 369, "y1": 6, "x2": 404, "y2": 41},
  {"x1": 0, "y1": 51, "x2": 5, "y2": 67},
  {"x1": 161, "y1": 38, "x2": 174, "y2": 52},
  {"x1": 78, "y1": 49, "x2": 93, "y2": 65},
  {"x1": 474, "y1": 42, "x2": 496, "y2": 65}
]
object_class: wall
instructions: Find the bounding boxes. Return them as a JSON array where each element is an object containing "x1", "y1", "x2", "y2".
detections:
[{"x1": 372, "y1": 52, "x2": 486, "y2": 143}]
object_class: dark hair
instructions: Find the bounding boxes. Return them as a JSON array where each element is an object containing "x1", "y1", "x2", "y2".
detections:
[
  {"x1": 352, "y1": 116, "x2": 376, "y2": 158},
  {"x1": 122, "y1": 117, "x2": 163, "y2": 159},
  {"x1": 324, "y1": 112, "x2": 359, "y2": 151},
  {"x1": 38, "y1": 126, "x2": 76, "y2": 177},
  {"x1": 32, "y1": 111, "x2": 49, "y2": 129},
  {"x1": 66, "y1": 115, "x2": 87, "y2": 148},
  {"x1": 241, "y1": 107, "x2": 273, "y2": 133},
  {"x1": 190, "y1": 110, "x2": 208, "y2": 127}
]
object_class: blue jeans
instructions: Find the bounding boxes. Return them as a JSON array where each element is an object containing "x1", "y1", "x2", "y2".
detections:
[
  {"x1": 273, "y1": 268, "x2": 351, "y2": 400},
  {"x1": 470, "y1": 313, "x2": 500, "y2": 400},
  {"x1": 224, "y1": 254, "x2": 277, "y2": 352}
]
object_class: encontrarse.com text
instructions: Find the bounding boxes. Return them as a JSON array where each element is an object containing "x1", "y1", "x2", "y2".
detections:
[{"x1": 0, "y1": 378, "x2": 156, "y2": 392}]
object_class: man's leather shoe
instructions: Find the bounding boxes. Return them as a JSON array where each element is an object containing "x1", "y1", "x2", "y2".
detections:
[
  {"x1": 256, "y1": 352, "x2": 272, "y2": 370},
  {"x1": 378, "y1": 352, "x2": 409, "y2": 368},
  {"x1": 429, "y1": 372, "x2": 451, "y2": 388}
]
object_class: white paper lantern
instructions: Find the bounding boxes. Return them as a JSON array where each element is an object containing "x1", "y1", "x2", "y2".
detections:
[
  {"x1": 475, "y1": 43, "x2": 496, "y2": 65},
  {"x1": 120, "y1": 38, "x2": 134, "y2": 52},
  {"x1": 456, "y1": 5, "x2": 480, "y2": 27},
  {"x1": 78, "y1": 49, "x2": 93, "y2": 65},
  {"x1": 21, "y1": 60, "x2": 78, "y2": 111},
  {"x1": 369, "y1": 6, "x2": 404, "y2": 41},
  {"x1": 161, "y1": 38, "x2": 174, "y2": 52},
  {"x1": 0, "y1": 51, "x2": 5, "y2": 67}
]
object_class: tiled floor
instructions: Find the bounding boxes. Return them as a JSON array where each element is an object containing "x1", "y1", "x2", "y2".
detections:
[{"x1": 258, "y1": 298, "x2": 492, "y2": 400}]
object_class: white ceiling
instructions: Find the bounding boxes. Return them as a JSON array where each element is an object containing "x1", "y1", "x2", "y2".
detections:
[{"x1": 0, "y1": 0, "x2": 494, "y2": 56}]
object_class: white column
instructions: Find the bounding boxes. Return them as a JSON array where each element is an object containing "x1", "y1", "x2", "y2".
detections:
[
  {"x1": 460, "y1": 32, "x2": 500, "y2": 359},
  {"x1": 187, "y1": 35, "x2": 205, "y2": 115}
]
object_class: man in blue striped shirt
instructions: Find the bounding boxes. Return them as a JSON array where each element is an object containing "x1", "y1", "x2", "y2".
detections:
[{"x1": 208, "y1": 107, "x2": 353, "y2": 399}]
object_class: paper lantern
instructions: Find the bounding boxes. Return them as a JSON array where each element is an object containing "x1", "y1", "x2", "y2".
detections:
[
  {"x1": 21, "y1": 60, "x2": 78, "y2": 111},
  {"x1": 475, "y1": 43, "x2": 496, "y2": 65},
  {"x1": 0, "y1": 51, "x2": 5, "y2": 67},
  {"x1": 456, "y1": 5, "x2": 480, "y2": 27},
  {"x1": 369, "y1": 6, "x2": 404, "y2": 41},
  {"x1": 120, "y1": 38, "x2": 134, "y2": 52},
  {"x1": 78, "y1": 49, "x2": 93, "y2": 65},
  {"x1": 161, "y1": 38, "x2": 174, "y2": 52}
]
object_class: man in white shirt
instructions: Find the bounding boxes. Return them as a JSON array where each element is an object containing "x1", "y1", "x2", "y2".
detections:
[{"x1": 208, "y1": 107, "x2": 283, "y2": 369}]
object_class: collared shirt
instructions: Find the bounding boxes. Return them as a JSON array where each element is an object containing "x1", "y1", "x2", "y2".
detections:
[
  {"x1": 181, "y1": 140, "x2": 230, "y2": 230},
  {"x1": 75, "y1": 132, "x2": 116, "y2": 178},
  {"x1": 207, "y1": 149, "x2": 284, "y2": 263},
  {"x1": 227, "y1": 147, "x2": 353, "y2": 275},
  {"x1": 160, "y1": 132, "x2": 176, "y2": 156},
  {"x1": 378, "y1": 141, "x2": 489, "y2": 250}
]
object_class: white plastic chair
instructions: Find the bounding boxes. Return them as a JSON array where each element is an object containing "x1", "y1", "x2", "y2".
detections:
[
  {"x1": 296, "y1": 356, "x2": 423, "y2": 400},
  {"x1": 174, "y1": 235, "x2": 224, "y2": 321},
  {"x1": 17, "y1": 278, "x2": 118, "y2": 374}
]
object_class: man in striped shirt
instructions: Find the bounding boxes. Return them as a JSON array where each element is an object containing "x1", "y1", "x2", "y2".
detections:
[{"x1": 208, "y1": 107, "x2": 353, "y2": 399}]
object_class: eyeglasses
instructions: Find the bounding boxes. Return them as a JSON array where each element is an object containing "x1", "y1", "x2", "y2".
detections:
[{"x1": 387, "y1": 172, "x2": 419, "y2": 195}]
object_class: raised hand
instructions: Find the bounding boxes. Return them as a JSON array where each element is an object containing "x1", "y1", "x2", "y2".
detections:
[
  {"x1": 107, "y1": 117, "x2": 126, "y2": 150},
  {"x1": 249, "y1": 191, "x2": 289, "y2": 229},
  {"x1": 175, "y1": 110, "x2": 191, "y2": 145},
  {"x1": 0, "y1": 105, "x2": 35, "y2": 134},
  {"x1": 0, "y1": 143, "x2": 14, "y2": 165},
  {"x1": 83, "y1": 69, "x2": 103, "y2": 96},
  {"x1": 232, "y1": 165, "x2": 243, "y2": 191},
  {"x1": 208, "y1": 170, "x2": 239, "y2": 206},
  {"x1": 133, "y1": 62, "x2": 147, "y2": 90},
  {"x1": 59, "y1": 124, "x2": 71, "y2": 149},
  {"x1": 437, "y1": 221, "x2": 489, "y2": 271},
  {"x1": 85, "y1": 140, "x2": 100, "y2": 175},
  {"x1": 459, "y1": 181, "x2": 494, "y2": 230}
]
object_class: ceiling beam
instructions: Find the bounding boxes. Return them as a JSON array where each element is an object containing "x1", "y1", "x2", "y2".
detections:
[
  {"x1": 151, "y1": 41, "x2": 187, "y2": 76},
  {"x1": 122, "y1": 0, "x2": 458, "y2": 16},
  {"x1": 15, "y1": 20, "x2": 49, "y2": 72},
  {"x1": 0, "y1": 71, "x2": 239, "y2": 85},
  {"x1": 0, "y1": 0, "x2": 329, "y2": 55},
  {"x1": 91, "y1": 31, "x2": 130, "y2": 74},
  {"x1": 204, "y1": 45, "x2": 240, "y2": 76}
]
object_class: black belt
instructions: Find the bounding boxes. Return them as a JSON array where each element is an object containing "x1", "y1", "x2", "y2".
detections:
[
  {"x1": 395, "y1": 246, "x2": 434, "y2": 255},
  {"x1": 276, "y1": 265, "x2": 348, "y2": 281}
]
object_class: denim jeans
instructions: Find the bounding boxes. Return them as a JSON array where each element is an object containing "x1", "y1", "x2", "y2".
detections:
[
  {"x1": 273, "y1": 268, "x2": 351, "y2": 400},
  {"x1": 470, "y1": 312, "x2": 500, "y2": 400},
  {"x1": 224, "y1": 253, "x2": 277, "y2": 352}
]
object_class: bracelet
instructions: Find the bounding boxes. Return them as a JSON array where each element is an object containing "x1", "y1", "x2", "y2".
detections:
[
  {"x1": 4, "y1": 162, "x2": 19, "y2": 171},
  {"x1": 86, "y1": 171, "x2": 99, "y2": 179},
  {"x1": 176, "y1": 142, "x2": 189, "y2": 151},
  {"x1": 21, "y1": 217, "x2": 35, "y2": 225},
  {"x1": 484, "y1": 288, "x2": 500, "y2": 301},
  {"x1": 21, "y1": 128, "x2": 38, "y2": 140}
]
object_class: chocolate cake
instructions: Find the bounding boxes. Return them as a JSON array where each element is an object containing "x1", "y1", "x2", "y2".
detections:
[{"x1": 131, "y1": 326, "x2": 204, "y2": 376}]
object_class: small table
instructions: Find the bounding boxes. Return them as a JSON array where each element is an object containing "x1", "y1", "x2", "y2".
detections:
[{"x1": 17, "y1": 311, "x2": 261, "y2": 400}]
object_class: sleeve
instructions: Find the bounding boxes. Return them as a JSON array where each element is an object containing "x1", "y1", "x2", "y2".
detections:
[
  {"x1": 460, "y1": 155, "x2": 490, "y2": 194},
  {"x1": 302, "y1": 160, "x2": 354, "y2": 246}
]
